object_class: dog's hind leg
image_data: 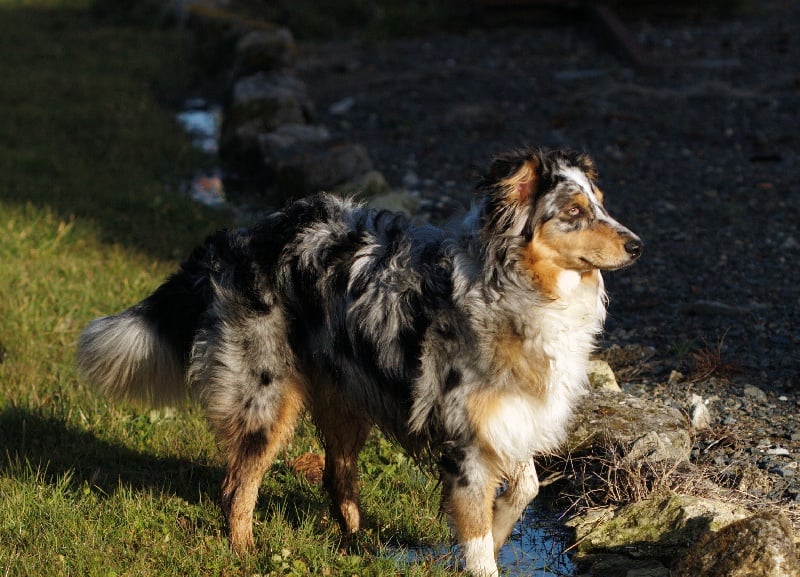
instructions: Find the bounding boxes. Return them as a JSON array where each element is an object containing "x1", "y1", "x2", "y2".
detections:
[
  {"x1": 491, "y1": 457, "x2": 539, "y2": 553},
  {"x1": 441, "y1": 461, "x2": 499, "y2": 577},
  {"x1": 310, "y1": 393, "x2": 372, "y2": 535},
  {"x1": 215, "y1": 379, "x2": 306, "y2": 554}
]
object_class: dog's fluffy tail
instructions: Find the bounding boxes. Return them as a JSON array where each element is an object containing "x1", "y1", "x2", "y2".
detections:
[{"x1": 77, "y1": 251, "x2": 213, "y2": 407}]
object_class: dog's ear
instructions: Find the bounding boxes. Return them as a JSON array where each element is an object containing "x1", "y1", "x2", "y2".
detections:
[
  {"x1": 577, "y1": 153, "x2": 598, "y2": 182},
  {"x1": 486, "y1": 153, "x2": 540, "y2": 204}
]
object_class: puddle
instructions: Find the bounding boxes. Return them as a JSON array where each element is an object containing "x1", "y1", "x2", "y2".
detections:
[
  {"x1": 176, "y1": 98, "x2": 228, "y2": 208},
  {"x1": 176, "y1": 98, "x2": 222, "y2": 155},
  {"x1": 387, "y1": 502, "x2": 575, "y2": 576},
  {"x1": 498, "y1": 503, "x2": 575, "y2": 576},
  {"x1": 184, "y1": 170, "x2": 226, "y2": 207}
]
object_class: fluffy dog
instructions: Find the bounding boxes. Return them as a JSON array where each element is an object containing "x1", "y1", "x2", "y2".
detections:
[{"x1": 77, "y1": 148, "x2": 642, "y2": 576}]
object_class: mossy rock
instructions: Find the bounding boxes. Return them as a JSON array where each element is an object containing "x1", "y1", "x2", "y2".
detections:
[{"x1": 568, "y1": 492, "x2": 749, "y2": 558}]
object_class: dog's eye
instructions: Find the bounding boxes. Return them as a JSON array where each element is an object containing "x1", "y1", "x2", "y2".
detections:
[{"x1": 567, "y1": 206, "x2": 582, "y2": 217}]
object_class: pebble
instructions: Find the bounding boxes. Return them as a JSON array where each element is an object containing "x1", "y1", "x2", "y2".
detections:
[
  {"x1": 742, "y1": 385, "x2": 768, "y2": 403},
  {"x1": 689, "y1": 394, "x2": 712, "y2": 430},
  {"x1": 328, "y1": 95, "x2": 356, "y2": 115}
]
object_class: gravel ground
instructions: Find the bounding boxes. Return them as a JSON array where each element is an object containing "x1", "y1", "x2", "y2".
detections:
[{"x1": 294, "y1": 2, "x2": 800, "y2": 509}]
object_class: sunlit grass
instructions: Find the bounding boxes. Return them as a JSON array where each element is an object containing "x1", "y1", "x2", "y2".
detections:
[{"x1": 0, "y1": 2, "x2": 450, "y2": 575}]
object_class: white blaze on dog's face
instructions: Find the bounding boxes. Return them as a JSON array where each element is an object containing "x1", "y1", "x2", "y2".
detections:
[
  {"x1": 489, "y1": 151, "x2": 642, "y2": 297},
  {"x1": 529, "y1": 159, "x2": 642, "y2": 274}
]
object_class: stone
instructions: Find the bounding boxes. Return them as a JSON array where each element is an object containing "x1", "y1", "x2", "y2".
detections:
[
  {"x1": 588, "y1": 359, "x2": 622, "y2": 392},
  {"x1": 258, "y1": 123, "x2": 332, "y2": 167},
  {"x1": 743, "y1": 384, "x2": 768, "y2": 403},
  {"x1": 668, "y1": 370, "x2": 684, "y2": 385},
  {"x1": 228, "y1": 72, "x2": 313, "y2": 127},
  {"x1": 364, "y1": 189, "x2": 421, "y2": 214},
  {"x1": 568, "y1": 390, "x2": 692, "y2": 465},
  {"x1": 673, "y1": 510, "x2": 800, "y2": 577},
  {"x1": 336, "y1": 170, "x2": 391, "y2": 199},
  {"x1": 273, "y1": 142, "x2": 374, "y2": 200},
  {"x1": 567, "y1": 492, "x2": 750, "y2": 559},
  {"x1": 679, "y1": 300, "x2": 750, "y2": 317},
  {"x1": 234, "y1": 27, "x2": 296, "y2": 77},
  {"x1": 575, "y1": 553, "x2": 670, "y2": 577},
  {"x1": 689, "y1": 393, "x2": 713, "y2": 430},
  {"x1": 221, "y1": 73, "x2": 315, "y2": 170},
  {"x1": 329, "y1": 96, "x2": 356, "y2": 115}
]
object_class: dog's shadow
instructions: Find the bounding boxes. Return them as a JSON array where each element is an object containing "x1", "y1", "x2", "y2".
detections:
[
  {"x1": 0, "y1": 405, "x2": 221, "y2": 502},
  {"x1": 0, "y1": 406, "x2": 324, "y2": 529}
]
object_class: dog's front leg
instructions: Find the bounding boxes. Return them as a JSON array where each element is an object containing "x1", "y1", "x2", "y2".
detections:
[
  {"x1": 492, "y1": 457, "x2": 539, "y2": 552},
  {"x1": 442, "y1": 471, "x2": 499, "y2": 577}
]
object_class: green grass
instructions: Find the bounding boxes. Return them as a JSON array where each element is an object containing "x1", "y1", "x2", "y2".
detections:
[{"x1": 0, "y1": 2, "x2": 450, "y2": 575}]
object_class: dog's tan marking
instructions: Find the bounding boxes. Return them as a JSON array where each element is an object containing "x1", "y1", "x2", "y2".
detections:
[
  {"x1": 309, "y1": 384, "x2": 372, "y2": 534},
  {"x1": 524, "y1": 215, "x2": 635, "y2": 285},
  {"x1": 521, "y1": 233, "x2": 568, "y2": 298},
  {"x1": 442, "y1": 476, "x2": 496, "y2": 542},
  {"x1": 498, "y1": 158, "x2": 539, "y2": 203},
  {"x1": 492, "y1": 458, "x2": 539, "y2": 552},
  {"x1": 491, "y1": 330, "x2": 548, "y2": 396},
  {"x1": 220, "y1": 378, "x2": 306, "y2": 554}
]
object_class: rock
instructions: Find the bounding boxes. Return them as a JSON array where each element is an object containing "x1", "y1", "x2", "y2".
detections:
[
  {"x1": 668, "y1": 370, "x2": 684, "y2": 385},
  {"x1": 673, "y1": 510, "x2": 800, "y2": 577},
  {"x1": 743, "y1": 384, "x2": 768, "y2": 403},
  {"x1": 234, "y1": 27, "x2": 296, "y2": 77},
  {"x1": 679, "y1": 300, "x2": 750, "y2": 317},
  {"x1": 568, "y1": 390, "x2": 691, "y2": 465},
  {"x1": 258, "y1": 123, "x2": 332, "y2": 166},
  {"x1": 221, "y1": 73, "x2": 315, "y2": 170},
  {"x1": 588, "y1": 359, "x2": 622, "y2": 392},
  {"x1": 780, "y1": 236, "x2": 799, "y2": 250},
  {"x1": 567, "y1": 492, "x2": 750, "y2": 559},
  {"x1": 689, "y1": 394, "x2": 713, "y2": 430},
  {"x1": 228, "y1": 72, "x2": 313, "y2": 127},
  {"x1": 273, "y1": 142, "x2": 374, "y2": 200},
  {"x1": 364, "y1": 189, "x2": 421, "y2": 214},
  {"x1": 575, "y1": 553, "x2": 670, "y2": 577},
  {"x1": 335, "y1": 170, "x2": 391, "y2": 199},
  {"x1": 329, "y1": 96, "x2": 356, "y2": 115}
]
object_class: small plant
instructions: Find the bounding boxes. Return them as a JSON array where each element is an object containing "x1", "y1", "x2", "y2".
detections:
[{"x1": 687, "y1": 331, "x2": 742, "y2": 383}]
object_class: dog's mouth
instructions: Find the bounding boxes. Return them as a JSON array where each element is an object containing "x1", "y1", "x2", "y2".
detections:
[{"x1": 579, "y1": 255, "x2": 639, "y2": 272}]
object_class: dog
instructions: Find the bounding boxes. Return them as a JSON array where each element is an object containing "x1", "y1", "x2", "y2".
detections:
[{"x1": 77, "y1": 148, "x2": 641, "y2": 576}]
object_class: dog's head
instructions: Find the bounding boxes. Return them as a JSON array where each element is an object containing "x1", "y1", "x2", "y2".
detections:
[{"x1": 478, "y1": 149, "x2": 642, "y2": 289}]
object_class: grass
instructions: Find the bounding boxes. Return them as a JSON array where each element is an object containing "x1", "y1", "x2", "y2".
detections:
[{"x1": 0, "y1": 1, "x2": 449, "y2": 575}]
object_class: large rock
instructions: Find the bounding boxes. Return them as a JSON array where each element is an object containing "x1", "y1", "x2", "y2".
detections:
[
  {"x1": 673, "y1": 510, "x2": 800, "y2": 577},
  {"x1": 258, "y1": 123, "x2": 332, "y2": 168},
  {"x1": 233, "y1": 27, "x2": 296, "y2": 77},
  {"x1": 568, "y1": 492, "x2": 749, "y2": 559},
  {"x1": 568, "y1": 389, "x2": 691, "y2": 465},
  {"x1": 229, "y1": 72, "x2": 312, "y2": 125},
  {"x1": 587, "y1": 359, "x2": 622, "y2": 392},
  {"x1": 221, "y1": 73, "x2": 314, "y2": 170},
  {"x1": 272, "y1": 142, "x2": 374, "y2": 200},
  {"x1": 574, "y1": 553, "x2": 670, "y2": 577}
]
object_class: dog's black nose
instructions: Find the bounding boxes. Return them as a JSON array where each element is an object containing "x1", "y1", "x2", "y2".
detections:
[{"x1": 624, "y1": 238, "x2": 643, "y2": 259}]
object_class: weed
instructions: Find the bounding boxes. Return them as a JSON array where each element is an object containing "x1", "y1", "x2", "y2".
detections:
[{"x1": 687, "y1": 331, "x2": 743, "y2": 383}]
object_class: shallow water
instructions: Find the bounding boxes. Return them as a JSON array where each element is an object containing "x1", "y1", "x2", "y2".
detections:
[
  {"x1": 175, "y1": 98, "x2": 221, "y2": 155},
  {"x1": 176, "y1": 99, "x2": 227, "y2": 208},
  {"x1": 388, "y1": 502, "x2": 575, "y2": 576}
]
